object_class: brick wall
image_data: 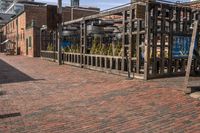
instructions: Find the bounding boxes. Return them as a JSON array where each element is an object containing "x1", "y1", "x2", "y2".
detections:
[
  {"x1": 62, "y1": 7, "x2": 99, "y2": 21},
  {"x1": 72, "y1": 8, "x2": 99, "y2": 19},
  {"x1": 0, "y1": 5, "x2": 99, "y2": 57},
  {"x1": 18, "y1": 13, "x2": 26, "y2": 55},
  {"x1": 25, "y1": 27, "x2": 40, "y2": 57},
  {"x1": 25, "y1": 6, "x2": 47, "y2": 28}
]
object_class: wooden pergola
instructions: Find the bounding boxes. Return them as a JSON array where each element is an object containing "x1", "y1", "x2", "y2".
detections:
[{"x1": 41, "y1": 0, "x2": 200, "y2": 80}]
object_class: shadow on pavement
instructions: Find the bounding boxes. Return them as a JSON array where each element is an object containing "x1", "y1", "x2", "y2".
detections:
[
  {"x1": 190, "y1": 87, "x2": 200, "y2": 93},
  {"x1": 0, "y1": 59, "x2": 43, "y2": 84}
]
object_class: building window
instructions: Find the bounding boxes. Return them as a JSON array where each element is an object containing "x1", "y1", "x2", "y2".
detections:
[{"x1": 29, "y1": 36, "x2": 32, "y2": 48}]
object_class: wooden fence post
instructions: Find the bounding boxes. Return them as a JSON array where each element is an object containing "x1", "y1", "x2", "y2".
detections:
[{"x1": 184, "y1": 20, "x2": 199, "y2": 94}]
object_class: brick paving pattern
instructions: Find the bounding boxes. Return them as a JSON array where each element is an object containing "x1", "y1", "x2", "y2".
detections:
[{"x1": 0, "y1": 54, "x2": 200, "y2": 133}]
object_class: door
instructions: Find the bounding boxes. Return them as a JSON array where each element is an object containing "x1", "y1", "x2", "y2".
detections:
[{"x1": 26, "y1": 38, "x2": 28, "y2": 55}]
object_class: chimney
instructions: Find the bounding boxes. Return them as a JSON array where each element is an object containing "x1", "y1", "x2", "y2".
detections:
[{"x1": 71, "y1": 0, "x2": 79, "y2": 7}]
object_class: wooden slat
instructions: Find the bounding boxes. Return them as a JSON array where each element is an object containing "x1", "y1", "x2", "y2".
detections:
[
  {"x1": 152, "y1": 5, "x2": 158, "y2": 75},
  {"x1": 184, "y1": 20, "x2": 199, "y2": 94},
  {"x1": 136, "y1": 20, "x2": 140, "y2": 74},
  {"x1": 144, "y1": 3, "x2": 150, "y2": 80},
  {"x1": 168, "y1": 7, "x2": 173, "y2": 74},
  {"x1": 121, "y1": 11, "x2": 127, "y2": 72},
  {"x1": 129, "y1": 7, "x2": 134, "y2": 77},
  {"x1": 160, "y1": 5, "x2": 166, "y2": 74}
]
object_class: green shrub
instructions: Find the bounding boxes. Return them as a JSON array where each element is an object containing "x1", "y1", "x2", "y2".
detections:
[
  {"x1": 100, "y1": 44, "x2": 107, "y2": 55},
  {"x1": 114, "y1": 41, "x2": 122, "y2": 56},
  {"x1": 47, "y1": 44, "x2": 54, "y2": 51},
  {"x1": 91, "y1": 36, "x2": 100, "y2": 54},
  {"x1": 107, "y1": 44, "x2": 113, "y2": 56}
]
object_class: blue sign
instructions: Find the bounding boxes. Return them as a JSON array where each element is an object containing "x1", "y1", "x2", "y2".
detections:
[
  {"x1": 62, "y1": 41, "x2": 72, "y2": 48},
  {"x1": 172, "y1": 36, "x2": 197, "y2": 58}
]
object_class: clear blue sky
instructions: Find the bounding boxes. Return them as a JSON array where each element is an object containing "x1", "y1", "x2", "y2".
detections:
[
  {"x1": 36, "y1": 0, "x2": 189, "y2": 10},
  {"x1": 36, "y1": 0, "x2": 130, "y2": 10}
]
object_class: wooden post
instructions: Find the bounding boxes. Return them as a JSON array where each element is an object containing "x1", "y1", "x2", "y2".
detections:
[
  {"x1": 160, "y1": 5, "x2": 166, "y2": 75},
  {"x1": 129, "y1": 6, "x2": 134, "y2": 78},
  {"x1": 168, "y1": 7, "x2": 173, "y2": 74},
  {"x1": 80, "y1": 21, "x2": 86, "y2": 67},
  {"x1": 122, "y1": 11, "x2": 127, "y2": 72},
  {"x1": 152, "y1": 5, "x2": 158, "y2": 76},
  {"x1": 184, "y1": 20, "x2": 199, "y2": 94},
  {"x1": 57, "y1": 0, "x2": 62, "y2": 65},
  {"x1": 144, "y1": 3, "x2": 150, "y2": 80},
  {"x1": 136, "y1": 19, "x2": 140, "y2": 74}
]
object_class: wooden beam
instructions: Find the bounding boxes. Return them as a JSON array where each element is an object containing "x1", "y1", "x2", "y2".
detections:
[
  {"x1": 63, "y1": 6, "x2": 132, "y2": 26},
  {"x1": 144, "y1": 3, "x2": 150, "y2": 80},
  {"x1": 129, "y1": 7, "x2": 134, "y2": 77},
  {"x1": 160, "y1": 5, "x2": 166, "y2": 74},
  {"x1": 80, "y1": 21, "x2": 87, "y2": 67},
  {"x1": 152, "y1": 5, "x2": 158, "y2": 75},
  {"x1": 136, "y1": 19, "x2": 140, "y2": 74},
  {"x1": 184, "y1": 20, "x2": 199, "y2": 94},
  {"x1": 168, "y1": 7, "x2": 173, "y2": 74},
  {"x1": 121, "y1": 11, "x2": 127, "y2": 72}
]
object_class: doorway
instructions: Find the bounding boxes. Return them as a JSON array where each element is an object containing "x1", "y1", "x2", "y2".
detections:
[{"x1": 26, "y1": 38, "x2": 28, "y2": 55}]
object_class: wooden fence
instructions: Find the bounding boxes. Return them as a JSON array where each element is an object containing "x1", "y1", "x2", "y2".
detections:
[{"x1": 40, "y1": 1, "x2": 200, "y2": 80}]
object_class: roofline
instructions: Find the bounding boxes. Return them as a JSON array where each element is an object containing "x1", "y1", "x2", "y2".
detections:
[
  {"x1": 69, "y1": 7, "x2": 100, "y2": 12},
  {"x1": 1, "y1": 10, "x2": 25, "y2": 28},
  {"x1": 183, "y1": 1, "x2": 200, "y2": 5},
  {"x1": 64, "y1": 6, "x2": 100, "y2": 11},
  {"x1": 1, "y1": 4, "x2": 100, "y2": 29},
  {"x1": 63, "y1": 2, "x2": 132, "y2": 26}
]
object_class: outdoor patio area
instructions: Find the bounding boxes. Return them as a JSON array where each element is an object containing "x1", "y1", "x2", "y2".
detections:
[{"x1": 0, "y1": 54, "x2": 200, "y2": 133}]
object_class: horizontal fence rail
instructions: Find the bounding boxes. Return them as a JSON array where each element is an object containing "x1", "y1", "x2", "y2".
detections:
[
  {"x1": 63, "y1": 52, "x2": 138, "y2": 77},
  {"x1": 41, "y1": 50, "x2": 58, "y2": 62}
]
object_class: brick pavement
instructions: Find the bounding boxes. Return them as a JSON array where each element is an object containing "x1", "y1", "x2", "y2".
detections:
[{"x1": 0, "y1": 54, "x2": 200, "y2": 133}]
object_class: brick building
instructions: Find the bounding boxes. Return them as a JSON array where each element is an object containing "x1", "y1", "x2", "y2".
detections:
[{"x1": 0, "y1": 4, "x2": 99, "y2": 57}]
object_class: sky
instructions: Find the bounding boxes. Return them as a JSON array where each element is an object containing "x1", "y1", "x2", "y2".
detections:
[
  {"x1": 36, "y1": 0, "x2": 190, "y2": 10},
  {"x1": 36, "y1": 0, "x2": 130, "y2": 10}
]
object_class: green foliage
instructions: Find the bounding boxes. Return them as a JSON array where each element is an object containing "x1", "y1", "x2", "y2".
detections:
[
  {"x1": 114, "y1": 41, "x2": 122, "y2": 56},
  {"x1": 90, "y1": 42, "x2": 97, "y2": 54},
  {"x1": 47, "y1": 43, "x2": 54, "y2": 51},
  {"x1": 63, "y1": 44, "x2": 80, "y2": 53},
  {"x1": 107, "y1": 44, "x2": 113, "y2": 56},
  {"x1": 90, "y1": 37, "x2": 123, "y2": 56},
  {"x1": 63, "y1": 46, "x2": 70, "y2": 52},
  {"x1": 100, "y1": 44, "x2": 108, "y2": 55},
  {"x1": 90, "y1": 36, "x2": 99, "y2": 54}
]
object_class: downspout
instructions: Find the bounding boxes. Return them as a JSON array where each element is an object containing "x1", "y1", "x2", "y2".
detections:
[{"x1": 16, "y1": 18, "x2": 19, "y2": 55}]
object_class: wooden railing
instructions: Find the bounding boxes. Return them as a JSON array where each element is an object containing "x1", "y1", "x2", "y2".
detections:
[
  {"x1": 40, "y1": 50, "x2": 58, "y2": 61},
  {"x1": 63, "y1": 52, "x2": 81, "y2": 67},
  {"x1": 40, "y1": 51, "x2": 141, "y2": 78},
  {"x1": 63, "y1": 52, "x2": 137, "y2": 76}
]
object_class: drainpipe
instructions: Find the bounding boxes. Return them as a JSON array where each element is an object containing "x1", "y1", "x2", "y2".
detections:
[
  {"x1": 16, "y1": 18, "x2": 19, "y2": 55},
  {"x1": 40, "y1": 28, "x2": 42, "y2": 57}
]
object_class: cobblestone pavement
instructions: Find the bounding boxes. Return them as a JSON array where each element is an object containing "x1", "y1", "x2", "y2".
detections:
[{"x1": 0, "y1": 54, "x2": 200, "y2": 133}]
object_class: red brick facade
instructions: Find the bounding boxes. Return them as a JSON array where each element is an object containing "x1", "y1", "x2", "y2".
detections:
[{"x1": 1, "y1": 5, "x2": 99, "y2": 57}]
